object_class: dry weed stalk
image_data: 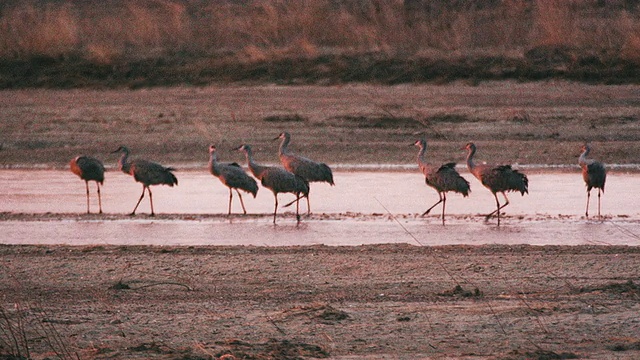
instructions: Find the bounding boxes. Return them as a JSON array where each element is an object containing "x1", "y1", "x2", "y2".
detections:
[
  {"x1": 0, "y1": 0, "x2": 639, "y2": 63},
  {"x1": 0, "y1": 303, "x2": 77, "y2": 360},
  {"x1": 0, "y1": 305, "x2": 30, "y2": 359}
]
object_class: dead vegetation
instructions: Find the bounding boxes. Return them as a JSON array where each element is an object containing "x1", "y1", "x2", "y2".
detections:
[{"x1": 0, "y1": 0, "x2": 639, "y2": 88}]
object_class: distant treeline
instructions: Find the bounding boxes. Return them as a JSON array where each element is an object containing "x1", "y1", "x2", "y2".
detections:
[{"x1": 0, "y1": 0, "x2": 639, "y2": 87}]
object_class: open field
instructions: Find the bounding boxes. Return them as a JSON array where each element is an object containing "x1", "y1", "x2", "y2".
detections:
[
  {"x1": 2, "y1": 81, "x2": 640, "y2": 359},
  {"x1": 1, "y1": 82, "x2": 640, "y2": 168},
  {"x1": 2, "y1": 244, "x2": 640, "y2": 359}
]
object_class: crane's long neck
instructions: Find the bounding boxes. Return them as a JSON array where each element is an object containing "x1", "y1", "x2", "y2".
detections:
[
  {"x1": 416, "y1": 142, "x2": 427, "y2": 164},
  {"x1": 118, "y1": 150, "x2": 131, "y2": 174},
  {"x1": 466, "y1": 146, "x2": 477, "y2": 171},
  {"x1": 578, "y1": 147, "x2": 590, "y2": 167},
  {"x1": 279, "y1": 134, "x2": 291, "y2": 156},
  {"x1": 209, "y1": 151, "x2": 220, "y2": 176},
  {"x1": 243, "y1": 148, "x2": 265, "y2": 179}
]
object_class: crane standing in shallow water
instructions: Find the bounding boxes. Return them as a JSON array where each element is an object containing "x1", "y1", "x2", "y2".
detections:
[
  {"x1": 208, "y1": 145, "x2": 258, "y2": 215},
  {"x1": 579, "y1": 143, "x2": 606, "y2": 218},
  {"x1": 112, "y1": 146, "x2": 178, "y2": 216},
  {"x1": 276, "y1": 132, "x2": 333, "y2": 214},
  {"x1": 70, "y1": 155, "x2": 105, "y2": 214},
  {"x1": 236, "y1": 144, "x2": 309, "y2": 224},
  {"x1": 414, "y1": 138, "x2": 470, "y2": 225},
  {"x1": 464, "y1": 143, "x2": 528, "y2": 226}
]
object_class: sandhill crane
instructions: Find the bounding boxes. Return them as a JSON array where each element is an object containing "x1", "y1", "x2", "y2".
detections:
[
  {"x1": 112, "y1": 146, "x2": 178, "y2": 216},
  {"x1": 70, "y1": 155, "x2": 105, "y2": 214},
  {"x1": 275, "y1": 131, "x2": 333, "y2": 214},
  {"x1": 414, "y1": 138, "x2": 470, "y2": 225},
  {"x1": 464, "y1": 143, "x2": 528, "y2": 226},
  {"x1": 236, "y1": 144, "x2": 309, "y2": 224},
  {"x1": 579, "y1": 143, "x2": 606, "y2": 218},
  {"x1": 208, "y1": 145, "x2": 258, "y2": 215}
]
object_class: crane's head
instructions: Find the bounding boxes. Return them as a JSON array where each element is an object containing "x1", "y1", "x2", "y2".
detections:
[
  {"x1": 208, "y1": 145, "x2": 217, "y2": 154},
  {"x1": 235, "y1": 144, "x2": 250, "y2": 153},
  {"x1": 111, "y1": 146, "x2": 129, "y2": 154},
  {"x1": 413, "y1": 138, "x2": 426, "y2": 148},
  {"x1": 462, "y1": 142, "x2": 476, "y2": 152},
  {"x1": 273, "y1": 131, "x2": 290, "y2": 141}
]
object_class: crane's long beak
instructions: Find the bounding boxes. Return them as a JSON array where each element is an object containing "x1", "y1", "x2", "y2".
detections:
[{"x1": 110, "y1": 148, "x2": 121, "y2": 154}]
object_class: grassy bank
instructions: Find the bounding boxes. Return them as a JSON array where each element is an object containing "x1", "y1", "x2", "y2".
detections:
[{"x1": 1, "y1": 0, "x2": 639, "y2": 88}]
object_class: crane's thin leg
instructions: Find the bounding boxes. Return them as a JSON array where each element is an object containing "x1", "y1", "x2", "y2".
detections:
[
  {"x1": 148, "y1": 187, "x2": 155, "y2": 216},
  {"x1": 597, "y1": 188, "x2": 602, "y2": 218},
  {"x1": 84, "y1": 181, "x2": 91, "y2": 214},
  {"x1": 131, "y1": 186, "x2": 146, "y2": 216},
  {"x1": 96, "y1": 182, "x2": 103, "y2": 214},
  {"x1": 486, "y1": 192, "x2": 510, "y2": 219},
  {"x1": 236, "y1": 189, "x2": 247, "y2": 214},
  {"x1": 296, "y1": 193, "x2": 301, "y2": 223},
  {"x1": 500, "y1": 192, "x2": 511, "y2": 211},
  {"x1": 273, "y1": 194, "x2": 278, "y2": 224},
  {"x1": 441, "y1": 192, "x2": 447, "y2": 226},
  {"x1": 227, "y1": 189, "x2": 233, "y2": 215},
  {"x1": 485, "y1": 194, "x2": 501, "y2": 218},
  {"x1": 496, "y1": 193, "x2": 501, "y2": 226},
  {"x1": 422, "y1": 192, "x2": 444, "y2": 217},
  {"x1": 585, "y1": 189, "x2": 591, "y2": 218},
  {"x1": 486, "y1": 193, "x2": 503, "y2": 225}
]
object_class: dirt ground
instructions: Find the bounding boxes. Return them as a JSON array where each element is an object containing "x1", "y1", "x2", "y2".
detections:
[
  {"x1": 1, "y1": 83, "x2": 639, "y2": 168},
  {"x1": 1, "y1": 244, "x2": 640, "y2": 359},
  {"x1": 1, "y1": 83, "x2": 640, "y2": 359}
]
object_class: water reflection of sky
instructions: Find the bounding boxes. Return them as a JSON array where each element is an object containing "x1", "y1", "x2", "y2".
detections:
[{"x1": 1, "y1": 170, "x2": 639, "y2": 246}]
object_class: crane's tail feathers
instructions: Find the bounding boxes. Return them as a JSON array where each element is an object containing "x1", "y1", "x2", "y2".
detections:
[
  {"x1": 510, "y1": 170, "x2": 528, "y2": 195},
  {"x1": 458, "y1": 177, "x2": 471, "y2": 197},
  {"x1": 167, "y1": 171, "x2": 178, "y2": 186},
  {"x1": 319, "y1": 163, "x2": 334, "y2": 185}
]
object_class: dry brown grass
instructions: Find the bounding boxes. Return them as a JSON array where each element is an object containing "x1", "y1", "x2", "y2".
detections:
[
  {"x1": 0, "y1": 0, "x2": 639, "y2": 62},
  {"x1": 0, "y1": 1, "x2": 638, "y2": 87}
]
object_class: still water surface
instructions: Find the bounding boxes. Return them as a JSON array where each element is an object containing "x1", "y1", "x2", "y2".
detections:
[{"x1": 1, "y1": 170, "x2": 639, "y2": 246}]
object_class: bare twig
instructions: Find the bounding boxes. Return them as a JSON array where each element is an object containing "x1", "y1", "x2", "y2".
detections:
[
  {"x1": 124, "y1": 281, "x2": 194, "y2": 291},
  {"x1": 264, "y1": 312, "x2": 286, "y2": 335}
]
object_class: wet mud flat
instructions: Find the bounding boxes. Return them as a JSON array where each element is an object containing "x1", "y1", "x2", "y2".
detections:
[
  {"x1": 2, "y1": 212, "x2": 640, "y2": 247},
  {"x1": 2, "y1": 244, "x2": 640, "y2": 359}
]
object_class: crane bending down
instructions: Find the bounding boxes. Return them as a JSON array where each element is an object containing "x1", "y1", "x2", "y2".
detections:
[
  {"x1": 208, "y1": 145, "x2": 258, "y2": 215},
  {"x1": 70, "y1": 155, "x2": 105, "y2": 214},
  {"x1": 276, "y1": 132, "x2": 333, "y2": 214},
  {"x1": 236, "y1": 144, "x2": 309, "y2": 224},
  {"x1": 579, "y1": 143, "x2": 606, "y2": 218},
  {"x1": 414, "y1": 138, "x2": 470, "y2": 225},
  {"x1": 112, "y1": 146, "x2": 178, "y2": 216},
  {"x1": 464, "y1": 143, "x2": 528, "y2": 226}
]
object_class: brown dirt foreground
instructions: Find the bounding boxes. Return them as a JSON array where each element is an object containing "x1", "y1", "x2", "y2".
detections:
[{"x1": 1, "y1": 244, "x2": 640, "y2": 360}]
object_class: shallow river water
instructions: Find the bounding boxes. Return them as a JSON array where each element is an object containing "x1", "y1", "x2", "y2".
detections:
[{"x1": 1, "y1": 169, "x2": 639, "y2": 246}]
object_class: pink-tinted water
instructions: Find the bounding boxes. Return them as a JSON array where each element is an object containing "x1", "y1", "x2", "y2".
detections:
[{"x1": 1, "y1": 170, "x2": 639, "y2": 246}]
